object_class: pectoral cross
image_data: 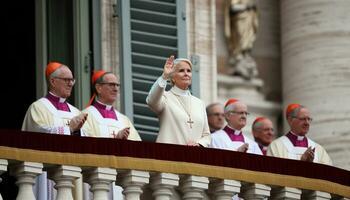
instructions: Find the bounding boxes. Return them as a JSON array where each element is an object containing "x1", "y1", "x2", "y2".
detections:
[
  {"x1": 187, "y1": 118, "x2": 194, "y2": 128},
  {"x1": 111, "y1": 131, "x2": 117, "y2": 138}
]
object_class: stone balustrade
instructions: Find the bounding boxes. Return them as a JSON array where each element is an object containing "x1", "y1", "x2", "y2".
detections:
[{"x1": 0, "y1": 130, "x2": 349, "y2": 200}]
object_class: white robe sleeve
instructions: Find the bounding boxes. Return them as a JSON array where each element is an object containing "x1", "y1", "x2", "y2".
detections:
[
  {"x1": 146, "y1": 76, "x2": 167, "y2": 114},
  {"x1": 22, "y1": 102, "x2": 70, "y2": 135}
]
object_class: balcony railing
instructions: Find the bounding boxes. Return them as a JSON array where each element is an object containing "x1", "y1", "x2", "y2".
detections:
[{"x1": 0, "y1": 129, "x2": 349, "y2": 200}]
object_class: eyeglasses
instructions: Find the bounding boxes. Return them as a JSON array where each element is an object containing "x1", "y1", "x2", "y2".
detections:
[
  {"x1": 53, "y1": 77, "x2": 76, "y2": 84},
  {"x1": 293, "y1": 117, "x2": 313, "y2": 122},
  {"x1": 99, "y1": 82, "x2": 120, "y2": 88},
  {"x1": 229, "y1": 111, "x2": 250, "y2": 116},
  {"x1": 261, "y1": 128, "x2": 274, "y2": 132},
  {"x1": 209, "y1": 113, "x2": 225, "y2": 117}
]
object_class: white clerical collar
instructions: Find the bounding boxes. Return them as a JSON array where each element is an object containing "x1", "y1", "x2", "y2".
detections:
[
  {"x1": 227, "y1": 125, "x2": 241, "y2": 135},
  {"x1": 96, "y1": 99, "x2": 113, "y2": 110},
  {"x1": 171, "y1": 85, "x2": 191, "y2": 96},
  {"x1": 49, "y1": 92, "x2": 66, "y2": 103},
  {"x1": 262, "y1": 146, "x2": 268, "y2": 151},
  {"x1": 290, "y1": 131, "x2": 305, "y2": 141}
]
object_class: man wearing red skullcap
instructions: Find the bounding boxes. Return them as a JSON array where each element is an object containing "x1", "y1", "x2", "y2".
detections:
[
  {"x1": 252, "y1": 117, "x2": 275, "y2": 155},
  {"x1": 267, "y1": 104, "x2": 332, "y2": 165},
  {"x1": 81, "y1": 70, "x2": 141, "y2": 200},
  {"x1": 22, "y1": 61, "x2": 87, "y2": 135},
  {"x1": 21, "y1": 62, "x2": 88, "y2": 200},
  {"x1": 82, "y1": 70, "x2": 141, "y2": 141},
  {"x1": 210, "y1": 98, "x2": 262, "y2": 155}
]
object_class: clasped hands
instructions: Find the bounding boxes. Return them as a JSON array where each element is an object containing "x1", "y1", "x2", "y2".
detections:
[
  {"x1": 301, "y1": 147, "x2": 315, "y2": 162},
  {"x1": 69, "y1": 113, "x2": 88, "y2": 133},
  {"x1": 111, "y1": 127, "x2": 130, "y2": 140}
]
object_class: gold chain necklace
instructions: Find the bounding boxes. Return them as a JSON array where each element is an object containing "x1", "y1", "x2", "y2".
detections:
[{"x1": 171, "y1": 91, "x2": 194, "y2": 128}]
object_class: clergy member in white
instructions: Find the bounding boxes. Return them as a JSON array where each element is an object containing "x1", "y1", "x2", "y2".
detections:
[
  {"x1": 22, "y1": 62, "x2": 88, "y2": 200},
  {"x1": 146, "y1": 55, "x2": 211, "y2": 147},
  {"x1": 210, "y1": 98, "x2": 262, "y2": 155},
  {"x1": 267, "y1": 104, "x2": 332, "y2": 165},
  {"x1": 82, "y1": 70, "x2": 141, "y2": 140},
  {"x1": 81, "y1": 70, "x2": 141, "y2": 200},
  {"x1": 252, "y1": 117, "x2": 275, "y2": 155}
]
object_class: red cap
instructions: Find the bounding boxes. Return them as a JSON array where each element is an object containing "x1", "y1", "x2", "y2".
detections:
[
  {"x1": 286, "y1": 103, "x2": 301, "y2": 118},
  {"x1": 253, "y1": 117, "x2": 266, "y2": 126},
  {"x1": 45, "y1": 62, "x2": 63, "y2": 77},
  {"x1": 224, "y1": 98, "x2": 239, "y2": 108},
  {"x1": 92, "y1": 70, "x2": 107, "y2": 85}
]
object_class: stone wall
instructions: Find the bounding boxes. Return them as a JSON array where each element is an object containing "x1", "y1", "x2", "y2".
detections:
[{"x1": 281, "y1": 0, "x2": 350, "y2": 170}]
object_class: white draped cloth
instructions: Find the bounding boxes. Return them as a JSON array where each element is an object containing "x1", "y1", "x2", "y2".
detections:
[
  {"x1": 82, "y1": 105, "x2": 141, "y2": 141},
  {"x1": 267, "y1": 135, "x2": 333, "y2": 165},
  {"x1": 210, "y1": 129, "x2": 263, "y2": 155}
]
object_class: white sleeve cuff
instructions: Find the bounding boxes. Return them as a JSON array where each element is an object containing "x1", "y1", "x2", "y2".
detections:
[
  {"x1": 157, "y1": 76, "x2": 167, "y2": 88},
  {"x1": 63, "y1": 126, "x2": 71, "y2": 135}
]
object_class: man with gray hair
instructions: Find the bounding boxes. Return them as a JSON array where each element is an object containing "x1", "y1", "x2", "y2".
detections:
[
  {"x1": 22, "y1": 62, "x2": 87, "y2": 200},
  {"x1": 206, "y1": 103, "x2": 225, "y2": 133},
  {"x1": 210, "y1": 98, "x2": 262, "y2": 155},
  {"x1": 252, "y1": 117, "x2": 275, "y2": 155},
  {"x1": 267, "y1": 103, "x2": 332, "y2": 165}
]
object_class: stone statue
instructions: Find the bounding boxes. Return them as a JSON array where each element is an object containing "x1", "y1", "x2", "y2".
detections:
[{"x1": 224, "y1": 0, "x2": 259, "y2": 80}]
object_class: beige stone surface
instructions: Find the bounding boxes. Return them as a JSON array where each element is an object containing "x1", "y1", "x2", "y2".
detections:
[
  {"x1": 188, "y1": 0, "x2": 217, "y2": 104},
  {"x1": 281, "y1": 0, "x2": 350, "y2": 170}
]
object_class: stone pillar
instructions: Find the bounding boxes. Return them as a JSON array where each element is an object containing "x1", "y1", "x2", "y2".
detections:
[
  {"x1": 302, "y1": 190, "x2": 331, "y2": 200},
  {"x1": 150, "y1": 172, "x2": 179, "y2": 200},
  {"x1": 240, "y1": 182, "x2": 271, "y2": 199},
  {"x1": 179, "y1": 175, "x2": 209, "y2": 200},
  {"x1": 270, "y1": 186, "x2": 301, "y2": 200},
  {"x1": 281, "y1": 0, "x2": 350, "y2": 170},
  {"x1": 118, "y1": 170, "x2": 149, "y2": 200},
  {"x1": 10, "y1": 162, "x2": 43, "y2": 200},
  {"x1": 84, "y1": 167, "x2": 117, "y2": 200},
  {"x1": 48, "y1": 165, "x2": 82, "y2": 200},
  {"x1": 0, "y1": 159, "x2": 8, "y2": 200},
  {"x1": 208, "y1": 178, "x2": 241, "y2": 200}
]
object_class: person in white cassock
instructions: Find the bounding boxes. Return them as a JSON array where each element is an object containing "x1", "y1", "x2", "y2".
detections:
[
  {"x1": 82, "y1": 70, "x2": 141, "y2": 200},
  {"x1": 210, "y1": 98, "x2": 262, "y2": 200},
  {"x1": 210, "y1": 98, "x2": 262, "y2": 155},
  {"x1": 82, "y1": 70, "x2": 141, "y2": 141},
  {"x1": 267, "y1": 104, "x2": 332, "y2": 165},
  {"x1": 146, "y1": 55, "x2": 211, "y2": 147},
  {"x1": 22, "y1": 62, "x2": 88, "y2": 200}
]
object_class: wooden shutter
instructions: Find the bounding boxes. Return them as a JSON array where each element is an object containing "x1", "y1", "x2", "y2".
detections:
[{"x1": 119, "y1": 0, "x2": 188, "y2": 141}]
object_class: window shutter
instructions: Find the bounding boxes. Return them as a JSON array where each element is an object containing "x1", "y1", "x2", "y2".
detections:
[{"x1": 119, "y1": 0, "x2": 188, "y2": 141}]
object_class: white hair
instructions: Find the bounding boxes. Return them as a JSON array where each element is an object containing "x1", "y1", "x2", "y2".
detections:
[{"x1": 173, "y1": 58, "x2": 193, "y2": 69}]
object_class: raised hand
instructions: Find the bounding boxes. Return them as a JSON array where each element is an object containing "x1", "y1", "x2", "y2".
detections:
[{"x1": 162, "y1": 55, "x2": 175, "y2": 80}]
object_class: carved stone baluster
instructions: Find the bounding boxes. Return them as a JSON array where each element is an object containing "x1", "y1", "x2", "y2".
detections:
[
  {"x1": 208, "y1": 178, "x2": 241, "y2": 200},
  {"x1": 179, "y1": 175, "x2": 209, "y2": 200},
  {"x1": 48, "y1": 165, "x2": 82, "y2": 200},
  {"x1": 0, "y1": 159, "x2": 8, "y2": 200},
  {"x1": 10, "y1": 162, "x2": 43, "y2": 200},
  {"x1": 240, "y1": 182, "x2": 271, "y2": 199},
  {"x1": 118, "y1": 170, "x2": 150, "y2": 200},
  {"x1": 150, "y1": 172, "x2": 179, "y2": 200},
  {"x1": 84, "y1": 167, "x2": 117, "y2": 200}
]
